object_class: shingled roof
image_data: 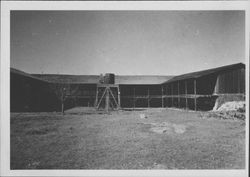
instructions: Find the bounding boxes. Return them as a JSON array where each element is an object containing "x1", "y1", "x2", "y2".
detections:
[
  {"x1": 162, "y1": 63, "x2": 245, "y2": 84},
  {"x1": 11, "y1": 62, "x2": 244, "y2": 85},
  {"x1": 10, "y1": 68, "x2": 48, "y2": 82},
  {"x1": 33, "y1": 74, "x2": 173, "y2": 85},
  {"x1": 32, "y1": 74, "x2": 100, "y2": 84}
]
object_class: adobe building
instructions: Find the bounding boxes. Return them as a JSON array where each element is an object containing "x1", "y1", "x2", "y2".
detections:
[{"x1": 10, "y1": 62, "x2": 245, "y2": 112}]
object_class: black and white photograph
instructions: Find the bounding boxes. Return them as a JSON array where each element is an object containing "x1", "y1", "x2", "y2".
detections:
[{"x1": 0, "y1": 1, "x2": 249, "y2": 177}]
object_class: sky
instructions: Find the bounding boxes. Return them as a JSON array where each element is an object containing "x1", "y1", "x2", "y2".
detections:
[{"x1": 11, "y1": 11, "x2": 245, "y2": 75}]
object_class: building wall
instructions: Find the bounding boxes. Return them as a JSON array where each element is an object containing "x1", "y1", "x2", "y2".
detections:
[
  {"x1": 11, "y1": 72, "x2": 59, "y2": 112},
  {"x1": 49, "y1": 83, "x2": 97, "y2": 109},
  {"x1": 11, "y1": 73, "x2": 98, "y2": 112},
  {"x1": 119, "y1": 85, "x2": 163, "y2": 108},
  {"x1": 10, "y1": 65, "x2": 245, "y2": 112},
  {"x1": 162, "y1": 67, "x2": 245, "y2": 111},
  {"x1": 214, "y1": 68, "x2": 245, "y2": 94},
  {"x1": 197, "y1": 74, "x2": 218, "y2": 95}
]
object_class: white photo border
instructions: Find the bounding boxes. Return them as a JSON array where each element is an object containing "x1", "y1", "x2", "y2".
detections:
[{"x1": 1, "y1": 1, "x2": 249, "y2": 177}]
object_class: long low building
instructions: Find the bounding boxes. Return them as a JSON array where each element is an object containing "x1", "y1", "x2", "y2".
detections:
[
  {"x1": 162, "y1": 63, "x2": 245, "y2": 111},
  {"x1": 10, "y1": 62, "x2": 245, "y2": 112}
]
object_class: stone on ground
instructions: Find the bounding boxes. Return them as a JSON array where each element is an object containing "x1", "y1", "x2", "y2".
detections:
[{"x1": 217, "y1": 101, "x2": 245, "y2": 112}]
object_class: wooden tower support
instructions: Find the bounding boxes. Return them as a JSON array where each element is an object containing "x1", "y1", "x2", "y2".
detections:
[
  {"x1": 118, "y1": 86, "x2": 121, "y2": 108},
  {"x1": 95, "y1": 84, "x2": 120, "y2": 111},
  {"x1": 105, "y1": 87, "x2": 110, "y2": 111}
]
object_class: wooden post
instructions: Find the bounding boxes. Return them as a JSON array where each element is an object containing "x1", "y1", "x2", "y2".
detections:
[
  {"x1": 161, "y1": 86, "x2": 164, "y2": 108},
  {"x1": 105, "y1": 87, "x2": 110, "y2": 112},
  {"x1": 214, "y1": 76, "x2": 218, "y2": 94},
  {"x1": 194, "y1": 79, "x2": 197, "y2": 111},
  {"x1": 109, "y1": 88, "x2": 119, "y2": 109},
  {"x1": 61, "y1": 87, "x2": 66, "y2": 115},
  {"x1": 171, "y1": 83, "x2": 173, "y2": 107},
  {"x1": 61, "y1": 100, "x2": 64, "y2": 115},
  {"x1": 177, "y1": 81, "x2": 180, "y2": 108},
  {"x1": 148, "y1": 88, "x2": 150, "y2": 108},
  {"x1": 96, "y1": 87, "x2": 107, "y2": 109},
  {"x1": 118, "y1": 87, "x2": 121, "y2": 109},
  {"x1": 185, "y1": 81, "x2": 188, "y2": 110},
  {"x1": 165, "y1": 85, "x2": 167, "y2": 107},
  {"x1": 95, "y1": 87, "x2": 99, "y2": 107},
  {"x1": 133, "y1": 87, "x2": 135, "y2": 109}
]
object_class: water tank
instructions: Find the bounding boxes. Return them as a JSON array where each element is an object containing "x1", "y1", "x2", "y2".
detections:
[{"x1": 104, "y1": 73, "x2": 115, "y2": 84}]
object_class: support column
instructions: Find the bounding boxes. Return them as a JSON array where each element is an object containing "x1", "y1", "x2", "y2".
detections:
[
  {"x1": 171, "y1": 83, "x2": 174, "y2": 107},
  {"x1": 61, "y1": 87, "x2": 66, "y2": 115},
  {"x1": 133, "y1": 87, "x2": 135, "y2": 109},
  {"x1": 118, "y1": 86, "x2": 121, "y2": 109},
  {"x1": 95, "y1": 87, "x2": 99, "y2": 107},
  {"x1": 147, "y1": 88, "x2": 150, "y2": 108},
  {"x1": 177, "y1": 81, "x2": 180, "y2": 108},
  {"x1": 161, "y1": 86, "x2": 164, "y2": 108},
  {"x1": 185, "y1": 81, "x2": 188, "y2": 110},
  {"x1": 165, "y1": 85, "x2": 168, "y2": 107},
  {"x1": 194, "y1": 79, "x2": 197, "y2": 111},
  {"x1": 105, "y1": 87, "x2": 110, "y2": 112},
  {"x1": 61, "y1": 100, "x2": 64, "y2": 115}
]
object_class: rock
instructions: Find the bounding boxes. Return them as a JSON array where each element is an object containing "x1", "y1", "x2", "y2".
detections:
[
  {"x1": 149, "y1": 122, "x2": 187, "y2": 134},
  {"x1": 139, "y1": 114, "x2": 147, "y2": 119},
  {"x1": 173, "y1": 124, "x2": 186, "y2": 134},
  {"x1": 217, "y1": 101, "x2": 245, "y2": 112},
  {"x1": 150, "y1": 126, "x2": 172, "y2": 134}
]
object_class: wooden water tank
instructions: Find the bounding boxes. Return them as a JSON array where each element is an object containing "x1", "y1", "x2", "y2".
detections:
[{"x1": 104, "y1": 73, "x2": 115, "y2": 84}]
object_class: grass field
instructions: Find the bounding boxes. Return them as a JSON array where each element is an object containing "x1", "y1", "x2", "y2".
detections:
[{"x1": 11, "y1": 108, "x2": 245, "y2": 169}]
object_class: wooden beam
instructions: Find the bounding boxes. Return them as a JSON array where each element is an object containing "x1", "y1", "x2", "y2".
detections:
[
  {"x1": 118, "y1": 87, "x2": 121, "y2": 108},
  {"x1": 177, "y1": 81, "x2": 180, "y2": 108},
  {"x1": 109, "y1": 88, "x2": 119, "y2": 108},
  {"x1": 163, "y1": 94, "x2": 215, "y2": 98},
  {"x1": 133, "y1": 87, "x2": 135, "y2": 109},
  {"x1": 96, "y1": 87, "x2": 107, "y2": 109},
  {"x1": 66, "y1": 95, "x2": 96, "y2": 98},
  {"x1": 110, "y1": 99, "x2": 114, "y2": 109},
  {"x1": 171, "y1": 83, "x2": 174, "y2": 107},
  {"x1": 185, "y1": 80, "x2": 188, "y2": 109},
  {"x1": 214, "y1": 75, "x2": 219, "y2": 94},
  {"x1": 161, "y1": 86, "x2": 164, "y2": 108},
  {"x1": 97, "y1": 84, "x2": 119, "y2": 88},
  {"x1": 194, "y1": 79, "x2": 197, "y2": 111},
  {"x1": 148, "y1": 88, "x2": 150, "y2": 108},
  {"x1": 121, "y1": 95, "x2": 163, "y2": 99},
  {"x1": 95, "y1": 87, "x2": 99, "y2": 107},
  {"x1": 165, "y1": 85, "x2": 167, "y2": 107},
  {"x1": 61, "y1": 88, "x2": 65, "y2": 115},
  {"x1": 105, "y1": 87, "x2": 110, "y2": 112}
]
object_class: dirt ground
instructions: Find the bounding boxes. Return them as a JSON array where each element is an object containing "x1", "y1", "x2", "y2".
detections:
[{"x1": 11, "y1": 107, "x2": 245, "y2": 169}]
